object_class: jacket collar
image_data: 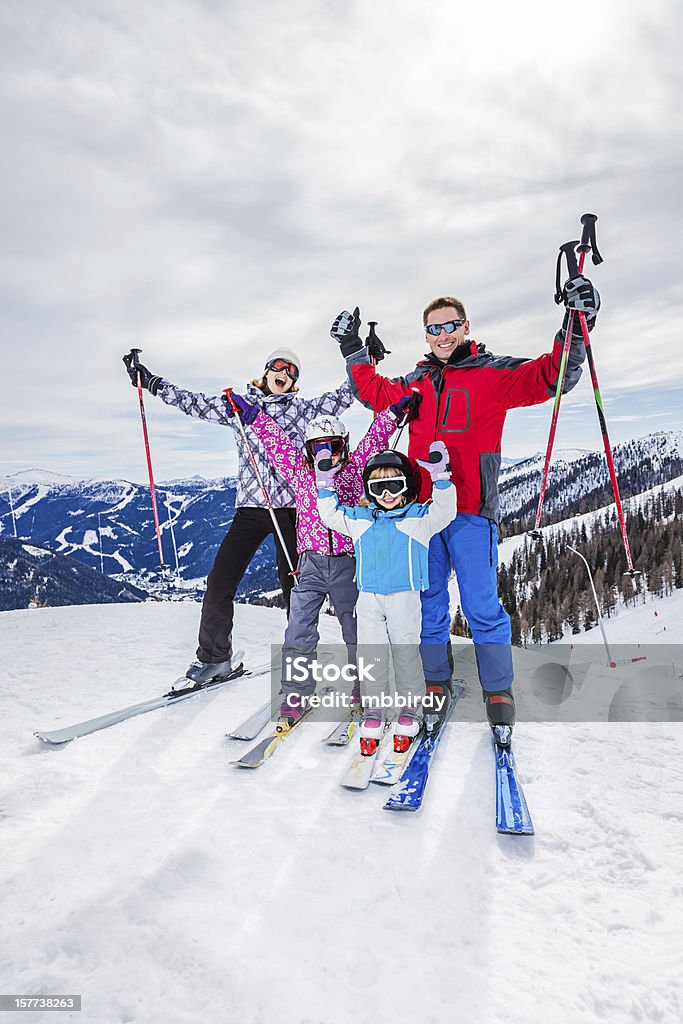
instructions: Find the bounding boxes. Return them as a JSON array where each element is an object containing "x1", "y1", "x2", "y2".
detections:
[{"x1": 421, "y1": 340, "x2": 484, "y2": 369}]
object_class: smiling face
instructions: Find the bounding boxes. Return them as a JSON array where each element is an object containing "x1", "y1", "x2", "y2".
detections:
[
  {"x1": 368, "y1": 468, "x2": 406, "y2": 510},
  {"x1": 425, "y1": 305, "x2": 470, "y2": 362},
  {"x1": 264, "y1": 367, "x2": 295, "y2": 394}
]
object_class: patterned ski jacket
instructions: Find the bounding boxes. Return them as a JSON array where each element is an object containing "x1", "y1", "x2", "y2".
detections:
[
  {"x1": 317, "y1": 480, "x2": 457, "y2": 594},
  {"x1": 157, "y1": 378, "x2": 354, "y2": 509},
  {"x1": 345, "y1": 329, "x2": 585, "y2": 522},
  {"x1": 250, "y1": 409, "x2": 397, "y2": 556}
]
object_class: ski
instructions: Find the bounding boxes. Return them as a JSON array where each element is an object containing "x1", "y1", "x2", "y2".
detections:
[
  {"x1": 228, "y1": 691, "x2": 282, "y2": 741},
  {"x1": 371, "y1": 730, "x2": 420, "y2": 786},
  {"x1": 341, "y1": 726, "x2": 393, "y2": 790},
  {"x1": 231, "y1": 687, "x2": 333, "y2": 769},
  {"x1": 322, "y1": 710, "x2": 359, "y2": 746},
  {"x1": 383, "y1": 683, "x2": 464, "y2": 812},
  {"x1": 34, "y1": 651, "x2": 258, "y2": 745},
  {"x1": 492, "y1": 727, "x2": 534, "y2": 835}
]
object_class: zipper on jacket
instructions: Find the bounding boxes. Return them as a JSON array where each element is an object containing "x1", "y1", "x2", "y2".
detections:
[
  {"x1": 433, "y1": 366, "x2": 446, "y2": 441},
  {"x1": 489, "y1": 519, "x2": 494, "y2": 567},
  {"x1": 328, "y1": 527, "x2": 334, "y2": 555}
]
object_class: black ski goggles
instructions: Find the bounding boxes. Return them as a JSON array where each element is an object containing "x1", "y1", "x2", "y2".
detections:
[
  {"x1": 367, "y1": 475, "x2": 407, "y2": 499},
  {"x1": 308, "y1": 437, "x2": 346, "y2": 457},
  {"x1": 425, "y1": 319, "x2": 465, "y2": 337},
  {"x1": 265, "y1": 358, "x2": 299, "y2": 382}
]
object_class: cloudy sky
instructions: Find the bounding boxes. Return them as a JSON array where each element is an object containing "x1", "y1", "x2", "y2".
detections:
[{"x1": 1, "y1": 0, "x2": 681, "y2": 484}]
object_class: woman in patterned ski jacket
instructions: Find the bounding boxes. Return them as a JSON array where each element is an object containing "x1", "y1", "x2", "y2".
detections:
[{"x1": 122, "y1": 347, "x2": 354, "y2": 684}]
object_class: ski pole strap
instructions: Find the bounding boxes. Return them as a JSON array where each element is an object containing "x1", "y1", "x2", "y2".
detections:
[
  {"x1": 578, "y1": 213, "x2": 604, "y2": 266},
  {"x1": 554, "y1": 240, "x2": 580, "y2": 305}
]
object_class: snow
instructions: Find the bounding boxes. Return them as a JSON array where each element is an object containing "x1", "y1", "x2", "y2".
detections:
[
  {"x1": 1, "y1": 601, "x2": 681, "y2": 1023},
  {"x1": 21, "y1": 544, "x2": 47, "y2": 558}
]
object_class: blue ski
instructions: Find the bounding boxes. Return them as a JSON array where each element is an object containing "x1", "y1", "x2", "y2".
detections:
[
  {"x1": 383, "y1": 684, "x2": 464, "y2": 812},
  {"x1": 492, "y1": 728, "x2": 534, "y2": 835}
]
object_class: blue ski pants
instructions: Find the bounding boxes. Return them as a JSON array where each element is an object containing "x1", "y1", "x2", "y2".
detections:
[{"x1": 420, "y1": 512, "x2": 513, "y2": 693}]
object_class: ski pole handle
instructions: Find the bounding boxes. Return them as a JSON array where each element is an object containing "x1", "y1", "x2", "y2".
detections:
[
  {"x1": 578, "y1": 213, "x2": 603, "y2": 266},
  {"x1": 223, "y1": 386, "x2": 239, "y2": 416}
]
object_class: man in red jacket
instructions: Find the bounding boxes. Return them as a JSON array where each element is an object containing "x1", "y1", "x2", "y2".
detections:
[{"x1": 330, "y1": 276, "x2": 599, "y2": 732}]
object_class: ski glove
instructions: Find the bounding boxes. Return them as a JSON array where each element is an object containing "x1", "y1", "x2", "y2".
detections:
[
  {"x1": 389, "y1": 392, "x2": 422, "y2": 424},
  {"x1": 122, "y1": 353, "x2": 163, "y2": 396},
  {"x1": 222, "y1": 391, "x2": 259, "y2": 425},
  {"x1": 417, "y1": 440, "x2": 451, "y2": 482},
  {"x1": 562, "y1": 275, "x2": 600, "y2": 337},
  {"x1": 330, "y1": 307, "x2": 364, "y2": 357},
  {"x1": 314, "y1": 447, "x2": 341, "y2": 488}
]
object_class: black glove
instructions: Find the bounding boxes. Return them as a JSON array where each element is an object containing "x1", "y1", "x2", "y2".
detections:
[
  {"x1": 122, "y1": 353, "x2": 163, "y2": 396},
  {"x1": 366, "y1": 321, "x2": 390, "y2": 364},
  {"x1": 562, "y1": 275, "x2": 600, "y2": 338},
  {"x1": 330, "y1": 307, "x2": 364, "y2": 357}
]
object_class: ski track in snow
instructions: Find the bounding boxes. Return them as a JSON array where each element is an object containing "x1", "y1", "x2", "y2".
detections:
[{"x1": 0, "y1": 602, "x2": 681, "y2": 1024}]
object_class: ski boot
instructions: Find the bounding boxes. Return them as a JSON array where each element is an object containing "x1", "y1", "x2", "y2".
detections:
[
  {"x1": 277, "y1": 692, "x2": 309, "y2": 731},
  {"x1": 423, "y1": 681, "x2": 452, "y2": 733},
  {"x1": 358, "y1": 711, "x2": 383, "y2": 756},
  {"x1": 185, "y1": 657, "x2": 234, "y2": 685},
  {"x1": 392, "y1": 709, "x2": 421, "y2": 753},
  {"x1": 484, "y1": 688, "x2": 516, "y2": 748}
]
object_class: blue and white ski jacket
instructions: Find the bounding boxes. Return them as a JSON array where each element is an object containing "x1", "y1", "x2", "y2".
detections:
[{"x1": 317, "y1": 480, "x2": 457, "y2": 594}]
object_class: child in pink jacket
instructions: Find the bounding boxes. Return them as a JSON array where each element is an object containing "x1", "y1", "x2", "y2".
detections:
[{"x1": 225, "y1": 392, "x2": 417, "y2": 725}]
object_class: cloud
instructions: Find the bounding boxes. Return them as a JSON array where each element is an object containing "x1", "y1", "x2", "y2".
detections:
[{"x1": 0, "y1": 0, "x2": 682, "y2": 478}]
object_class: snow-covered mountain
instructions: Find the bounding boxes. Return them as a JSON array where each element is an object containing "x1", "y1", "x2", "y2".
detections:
[
  {"x1": 0, "y1": 471, "x2": 281, "y2": 599},
  {"x1": 0, "y1": 537, "x2": 148, "y2": 611},
  {"x1": 499, "y1": 430, "x2": 683, "y2": 532},
  {"x1": 1, "y1": 431, "x2": 681, "y2": 614}
]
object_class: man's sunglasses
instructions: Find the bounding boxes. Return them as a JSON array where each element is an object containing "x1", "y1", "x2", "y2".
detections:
[
  {"x1": 367, "y1": 476, "x2": 407, "y2": 499},
  {"x1": 425, "y1": 319, "x2": 465, "y2": 337},
  {"x1": 265, "y1": 359, "x2": 299, "y2": 381}
]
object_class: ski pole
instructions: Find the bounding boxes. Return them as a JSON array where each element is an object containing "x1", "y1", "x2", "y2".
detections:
[
  {"x1": 128, "y1": 348, "x2": 166, "y2": 569},
  {"x1": 390, "y1": 387, "x2": 421, "y2": 450},
  {"x1": 223, "y1": 388, "x2": 298, "y2": 580},
  {"x1": 573, "y1": 216, "x2": 639, "y2": 581},
  {"x1": 531, "y1": 236, "x2": 587, "y2": 535}
]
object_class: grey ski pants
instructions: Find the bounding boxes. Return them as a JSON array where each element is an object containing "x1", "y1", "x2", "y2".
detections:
[{"x1": 281, "y1": 551, "x2": 358, "y2": 697}]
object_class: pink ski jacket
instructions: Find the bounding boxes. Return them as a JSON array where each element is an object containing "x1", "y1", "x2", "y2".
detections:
[{"x1": 250, "y1": 409, "x2": 397, "y2": 556}]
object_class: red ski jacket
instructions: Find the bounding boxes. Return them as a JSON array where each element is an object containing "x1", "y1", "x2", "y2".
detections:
[{"x1": 346, "y1": 331, "x2": 584, "y2": 522}]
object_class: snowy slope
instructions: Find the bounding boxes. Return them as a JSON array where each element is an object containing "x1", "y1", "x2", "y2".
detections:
[{"x1": 1, "y1": 602, "x2": 681, "y2": 1024}]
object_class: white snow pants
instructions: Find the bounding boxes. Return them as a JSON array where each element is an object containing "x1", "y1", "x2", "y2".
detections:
[{"x1": 355, "y1": 590, "x2": 425, "y2": 714}]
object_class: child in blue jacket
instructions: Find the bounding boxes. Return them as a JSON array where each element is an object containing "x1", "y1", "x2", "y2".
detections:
[{"x1": 316, "y1": 441, "x2": 456, "y2": 753}]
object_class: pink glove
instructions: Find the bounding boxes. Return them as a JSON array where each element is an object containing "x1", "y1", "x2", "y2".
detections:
[
  {"x1": 314, "y1": 447, "x2": 341, "y2": 488},
  {"x1": 417, "y1": 441, "x2": 451, "y2": 482}
]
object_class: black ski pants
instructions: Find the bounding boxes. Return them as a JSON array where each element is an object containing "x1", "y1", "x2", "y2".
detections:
[{"x1": 196, "y1": 506, "x2": 297, "y2": 663}]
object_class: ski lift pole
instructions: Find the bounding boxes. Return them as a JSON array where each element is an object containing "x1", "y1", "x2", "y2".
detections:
[
  {"x1": 573, "y1": 215, "x2": 639, "y2": 582},
  {"x1": 223, "y1": 388, "x2": 298, "y2": 581},
  {"x1": 128, "y1": 348, "x2": 166, "y2": 569},
  {"x1": 567, "y1": 544, "x2": 615, "y2": 667},
  {"x1": 7, "y1": 485, "x2": 18, "y2": 537}
]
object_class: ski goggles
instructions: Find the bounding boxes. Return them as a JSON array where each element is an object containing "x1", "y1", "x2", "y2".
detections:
[
  {"x1": 265, "y1": 358, "x2": 299, "y2": 382},
  {"x1": 367, "y1": 475, "x2": 407, "y2": 499},
  {"x1": 425, "y1": 319, "x2": 465, "y2": 337},
  {"x1": 307, "y1": 437, "x2": 347, "y2": 457}
]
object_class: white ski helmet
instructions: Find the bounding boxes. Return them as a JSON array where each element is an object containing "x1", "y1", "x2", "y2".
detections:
[
  {"x1": 304, "y1": 414, "x2": 350, "y2": 463},
  {"x1": 264, "y1": 347, "x2": 301, "y2": 378}
]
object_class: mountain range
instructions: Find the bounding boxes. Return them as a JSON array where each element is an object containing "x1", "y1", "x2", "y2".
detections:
[{"x1": 1, "y1": 430, "x2": 682, "y2": 610}]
